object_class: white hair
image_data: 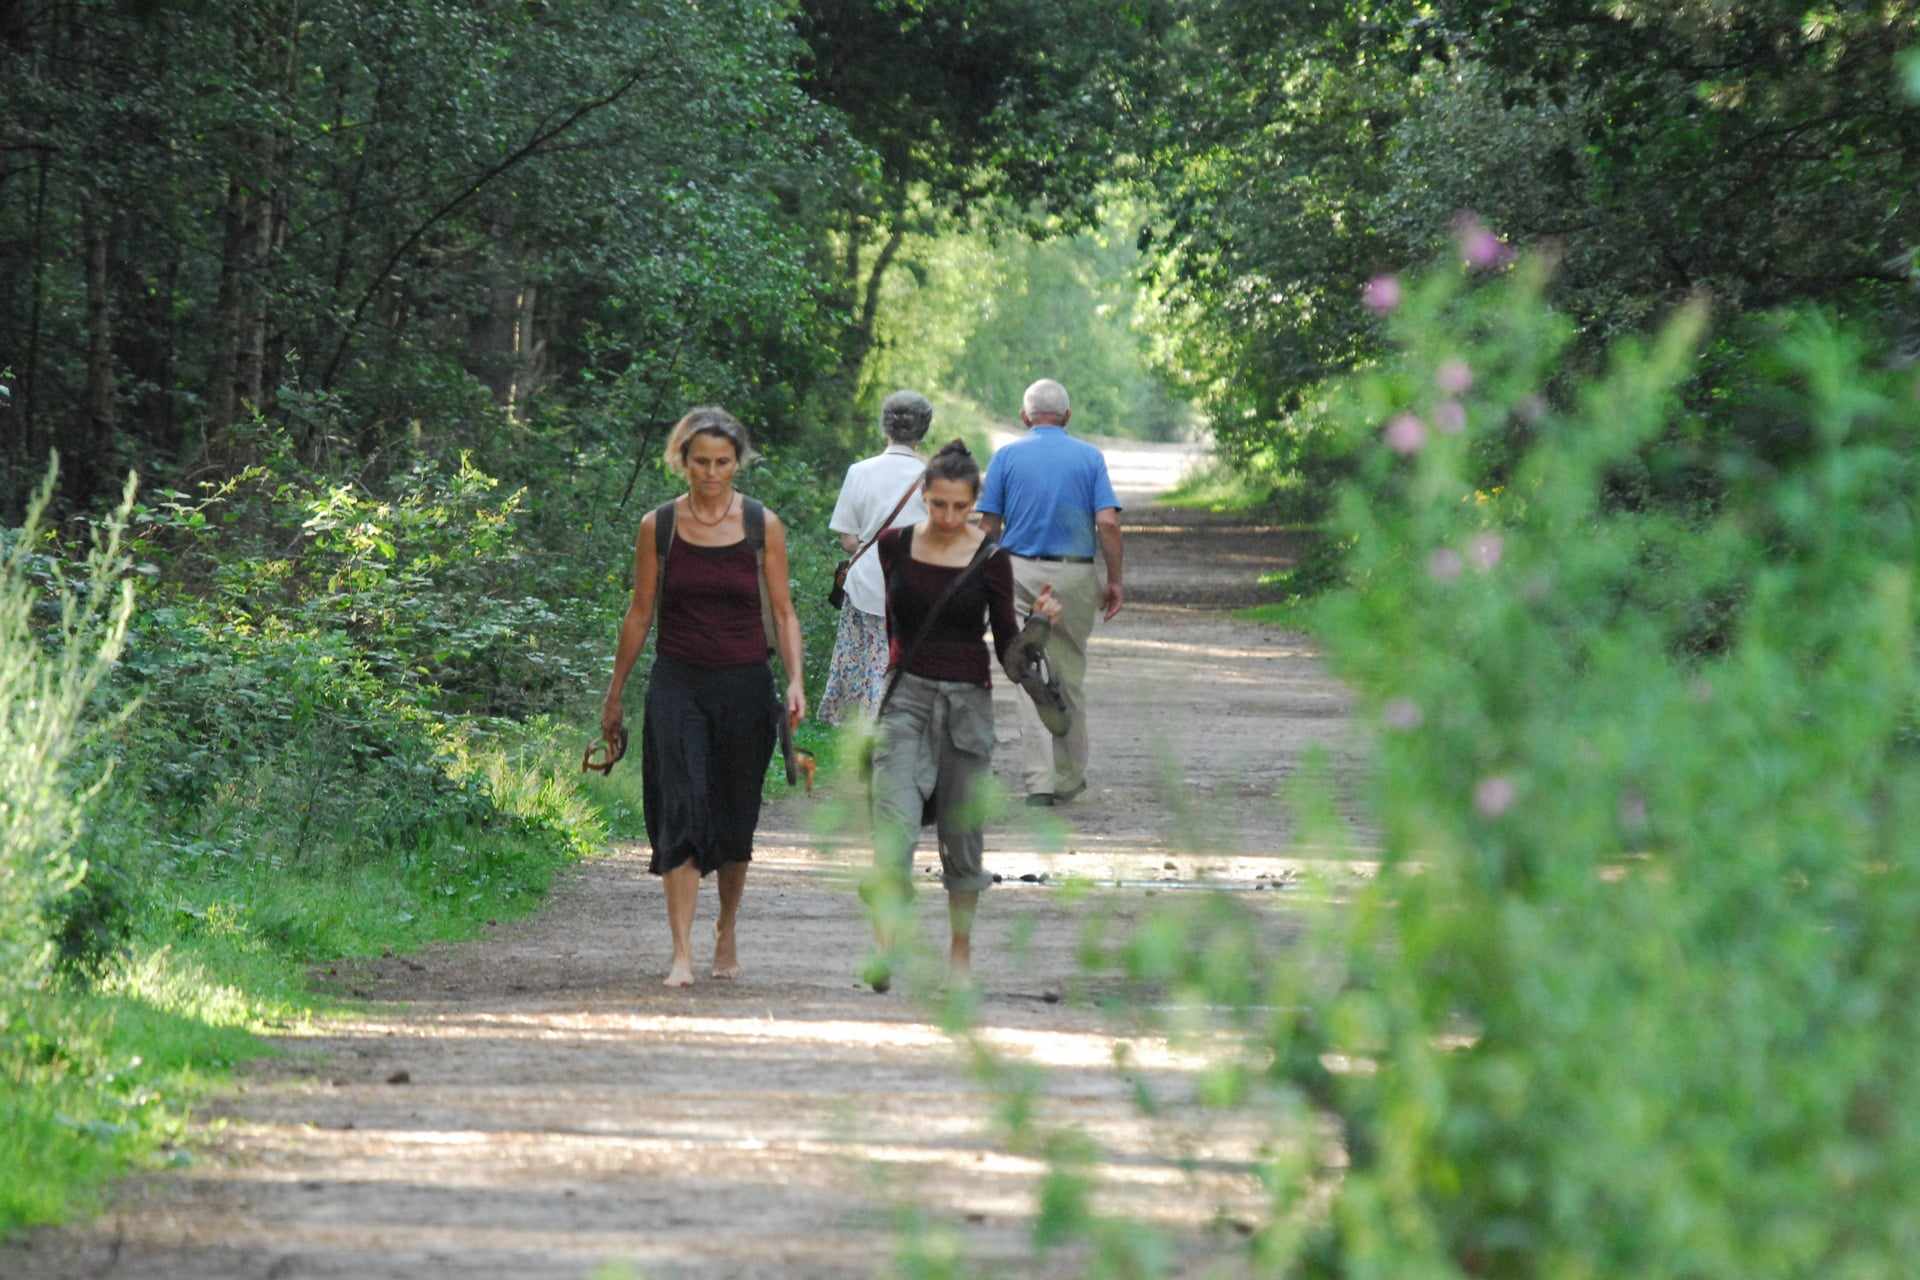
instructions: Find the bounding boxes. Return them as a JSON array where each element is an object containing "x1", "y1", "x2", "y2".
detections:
[{"x1": 1022, "y1": 379, "x2": 1070, "y2": 418}]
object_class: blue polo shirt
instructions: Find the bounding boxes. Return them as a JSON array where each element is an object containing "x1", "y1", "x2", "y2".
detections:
[{"x1": 977, "y1": 427, "x2": 1121, "y2": 559}]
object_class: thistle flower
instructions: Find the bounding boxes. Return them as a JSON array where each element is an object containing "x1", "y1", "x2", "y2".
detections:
[
  {"x1": 1385, "y1": 413, "x2": 1428, "y2": 455},
  {"x1": 1363, "y1": 274, "x2": 1403, "y2": 314},
  {"x1": 1468, "y1": 532, "x2": 1504, "y2": 571},
  {"x1": 1475, "y1": 775, "x2": 1517, "y2": 818},
  {"x1": 1453, "y1": 212, "x2": 1513, "y2": 270}
]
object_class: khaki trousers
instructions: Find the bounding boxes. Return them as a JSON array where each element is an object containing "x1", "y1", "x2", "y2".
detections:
[
  {"x1": 869, "y1": 673, "x2": 996, "y2": 896},
  {"x1": 1007, "y1": 556, "x2": 1099, "y2": 796}
]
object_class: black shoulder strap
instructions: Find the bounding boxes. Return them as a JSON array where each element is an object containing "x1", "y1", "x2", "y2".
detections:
[
  {"x1": 742, "y1": 496, "x2": 766, "y2": 551},
  {"x1": 644, "y1": 499, "x2": 678, "y2": 645},
  {"x1": 652, "y1": 498, "x2": 676, "y2": 556},
  {"x1": 741, "y1": 497, "x2": 777, "y2": 661}
]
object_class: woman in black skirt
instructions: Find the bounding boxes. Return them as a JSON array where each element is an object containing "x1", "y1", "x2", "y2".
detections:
[{"x1": 600, "y1": 407, "x2": 806, "y2": 987}]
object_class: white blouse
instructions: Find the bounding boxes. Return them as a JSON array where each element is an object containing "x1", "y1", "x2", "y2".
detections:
[{"x1": 827, "y1": 445, "x2": 927, "y2": 617}]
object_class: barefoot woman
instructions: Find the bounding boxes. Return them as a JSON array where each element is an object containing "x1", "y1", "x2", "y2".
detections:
[
  {"x1": 600, "y1": 408, "x2": 806, "y2": 987},
  {"x1": 866, "y1": 440, "x2": 1059, "y2": 986}
]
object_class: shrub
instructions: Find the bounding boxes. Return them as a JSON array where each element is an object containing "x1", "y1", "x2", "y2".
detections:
[
  {"x1": 991, "y1": 260, "x2": 1920, "y2": 1276},
  {"x1": 1264, "y1": 260, "x2": 1920, "y2": 1275},
  {"x1": 0, "y1": 462, "x2": 135, "y2": 1002}
]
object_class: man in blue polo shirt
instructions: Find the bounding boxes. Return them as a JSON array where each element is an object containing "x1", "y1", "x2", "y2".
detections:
[{"x1": 978, "y1": 378, "x2": 1125, "y2": 806}]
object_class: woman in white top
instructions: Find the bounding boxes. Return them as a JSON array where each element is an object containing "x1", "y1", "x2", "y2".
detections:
[{"x1": 816, "y1": 391, "x2": 933, "y2": 724}]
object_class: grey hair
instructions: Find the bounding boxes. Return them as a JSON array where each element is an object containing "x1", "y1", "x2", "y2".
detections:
[
  {"x1": 664, "y1": 405, "x2": 757, "y2": 477},
  {"x1": 880, "y1": 390, "x2": 934, "y2": 444},
  {"x1": 1022, "y1": 378, "x2": 1070, "y2": 418}
]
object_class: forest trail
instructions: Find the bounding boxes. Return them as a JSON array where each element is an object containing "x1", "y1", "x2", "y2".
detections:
[{"x1": 4, "y1": 438, "x2": 1371, "y2": 1280}]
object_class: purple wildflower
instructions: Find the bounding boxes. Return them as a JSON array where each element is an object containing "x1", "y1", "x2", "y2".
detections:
[
  {"x1": 1385, "y1": 413, "x2": 1428, "y2": 455},
  {"x1": 1453, "y1": 212, "x2": 1513, "y2": 270},
  {"x1": 1436, "y1": 360, "x2": 1473, "y2": 395},
  {"x1": 1474, "y1": 775, "x2": 1517, "y2": 818},
  {"x1": 1427, "y1": 548, "x2": 1464, "y2": 582},
  {"x1": 1363, "y1": 274, "x2": 1403, "y2": 314},
  {"x1": 1468, "y1": 532, "x2": 1504, "y2": 571},
  {"x1": 1433, "y1": 400, "x2": 1467, "y2": 435}
]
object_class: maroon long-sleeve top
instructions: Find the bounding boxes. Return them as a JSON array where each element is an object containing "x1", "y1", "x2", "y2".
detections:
[{"x1": 878, "y1": 527, "x2": 1020, "y2": 686}]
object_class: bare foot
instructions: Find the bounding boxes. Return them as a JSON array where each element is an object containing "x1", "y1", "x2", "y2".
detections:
[
  {"x1": 711, "y1": 927, "x2": 740, "y2": 980},
  {"x1": 663, "y1": 958, "x2": 695, "y2": 988},
  {"x1": 948, "y1": 937, "x2": 972, "y2": 986}
]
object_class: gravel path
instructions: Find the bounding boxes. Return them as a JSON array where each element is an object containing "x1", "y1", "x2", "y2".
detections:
[{"x1": 3, "y1": 439, "x2": 1371, "y2": 1280}]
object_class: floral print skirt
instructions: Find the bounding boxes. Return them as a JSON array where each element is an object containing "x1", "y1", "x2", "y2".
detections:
[{"x1": 817, "y1": 605, "x2": 891, "y2": 726}]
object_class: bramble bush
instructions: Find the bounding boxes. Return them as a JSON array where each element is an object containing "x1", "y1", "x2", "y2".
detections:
[{"x1": 959, "y1": 255, "x2": 1920, "y2": 1276}]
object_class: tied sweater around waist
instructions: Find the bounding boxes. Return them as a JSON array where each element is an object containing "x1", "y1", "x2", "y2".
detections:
[
  {"x1": 655, "y1": 538, "x2": 769, "y2": 668},
  {"x1": 878, "y1": 527, "x2": 1019, "y2": 686}
]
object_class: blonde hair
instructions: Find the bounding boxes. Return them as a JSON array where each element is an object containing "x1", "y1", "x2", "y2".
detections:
[{"x1": 663, "y1": 406, "x2": 756, "y2": 478}]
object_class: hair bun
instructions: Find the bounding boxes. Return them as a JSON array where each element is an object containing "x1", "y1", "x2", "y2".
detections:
[{"x1": 932, "y1": 437, "x2": 972, "y2": 461}]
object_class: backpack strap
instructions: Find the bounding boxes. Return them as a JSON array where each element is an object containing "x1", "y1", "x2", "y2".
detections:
[
  {"x1": 643, "y1": 499, "x2": 678, "y2": 645},
  {"x1": 653, "y1": 497, "x2": 677, "y2": 557},
  {"x1": 742, "y1": 496, "x2": 765, "y2": 551},
  {"x1": 741, "y1": 496, "x2": 801, "y2": 785},
  {"x1": 741, "y1": 498, "x2": 776, "y2": 660}
]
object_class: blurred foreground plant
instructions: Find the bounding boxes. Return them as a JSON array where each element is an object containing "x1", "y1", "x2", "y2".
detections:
[
  {"x1": 0, "y1": 459, "x2": 135, "y2": 1005},
  {"x1": 928, "y1": 255, "x2": 1920, "y2": 1276},
  {"x1": 1292, "y1": 256, "x2": 1920, "y2": 1277}
]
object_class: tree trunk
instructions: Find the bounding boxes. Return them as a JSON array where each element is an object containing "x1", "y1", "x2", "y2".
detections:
[
  {"x1": 14, "y1": 148, "x2": 53, "y2": 515},
  {"x1": 76, "y1": 204, "x2": 115, "y2": 498},
  {"x1": 207, "y1": 173, "x2": 262, "y2": 440}
]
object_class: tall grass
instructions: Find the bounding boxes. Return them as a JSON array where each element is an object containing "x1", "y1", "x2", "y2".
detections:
[{"x1": 0, "y1": 461, "x2": 134, "y2": 1005}]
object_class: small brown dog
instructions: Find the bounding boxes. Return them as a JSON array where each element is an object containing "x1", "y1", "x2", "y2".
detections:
[{"x1": 794, "y1": 749, "x2": 817, "y2": 794}]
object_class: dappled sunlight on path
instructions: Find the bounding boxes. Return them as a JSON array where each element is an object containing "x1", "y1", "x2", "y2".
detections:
[{"x1": 3, "y1": 438, "x2": 1363, "y2": 1279}]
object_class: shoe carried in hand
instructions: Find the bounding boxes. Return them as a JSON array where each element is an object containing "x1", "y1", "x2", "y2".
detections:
[{"x1": 1004, "y1": 615, "x2": 1071, "y2": 738}]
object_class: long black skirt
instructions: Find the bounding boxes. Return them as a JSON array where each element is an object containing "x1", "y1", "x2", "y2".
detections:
[{"x1": 642, "y1": 655, "x2": 777, "y2": 877}]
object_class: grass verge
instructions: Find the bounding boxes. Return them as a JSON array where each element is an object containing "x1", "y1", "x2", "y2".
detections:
[
  {"x1": 1151, "y1": 456, "x2": 1277, "y2": 511},
  {"x1": 0, "y1": 721, "x2": 619, "y2": 1238}
]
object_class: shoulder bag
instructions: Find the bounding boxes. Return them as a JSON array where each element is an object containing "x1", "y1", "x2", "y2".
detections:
[{"x1": 828, "y1": 471, "x2": 926, "y2": 610}]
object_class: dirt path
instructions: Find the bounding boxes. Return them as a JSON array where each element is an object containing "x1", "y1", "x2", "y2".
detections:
[{"x1": 5, "y1": 441, "x2": 1371, "y2": 1280}]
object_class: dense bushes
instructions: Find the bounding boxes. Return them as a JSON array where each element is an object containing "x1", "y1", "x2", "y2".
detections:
[
  {"x1": 0, "y1": 410, "x2": 852, "y2": 1232},
  {"x1": 983, "y1": 260, "x2": 1920, "y2": 1276},
  {"x1": 1137, "y1": 2, "x2": 1920, "y2": 502},
  {"x1": 1293, "y1": 266, "x2": 1920, "y2": 1275}
]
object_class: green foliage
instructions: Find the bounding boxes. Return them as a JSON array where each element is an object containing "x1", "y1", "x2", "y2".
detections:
[
  {"x1": 979, "y1": 265, "x2": 1920, "y2": 1276},
  {"x1": 1137, "y1": 0, "x2": 1920, "y2": 484},
  {"x1": 857, "y1": 214, "x2": 1198, "y2": 442},
  {"x1": 0, "y1": 462, "x2": 135, "y2": 1003},
  {"x1": 1289, "y1": 261, "x2": 1920, "y2": 1276},
  {"x1": 0, "y1": 988, "x2": 258, "y2": 1232},
  {"x1": 2, "y1": 0, "x2": 849, "y2": 512},
  {"x1": 794, "y1": 0, "x2": 1159, "y2": 229}
]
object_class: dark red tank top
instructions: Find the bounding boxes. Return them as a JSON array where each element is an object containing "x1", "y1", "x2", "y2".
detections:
[{"x1": 655, "y1": 539, "x2": 768, "y2": 667}]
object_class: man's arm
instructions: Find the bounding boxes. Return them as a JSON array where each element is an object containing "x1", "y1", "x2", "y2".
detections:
[
  {"x1": 1095, "y1": 508, "x2": 1123, "y2": 621},
  {"x1": 979, "y1": 514, "x2": 1003, "y2": 539}
]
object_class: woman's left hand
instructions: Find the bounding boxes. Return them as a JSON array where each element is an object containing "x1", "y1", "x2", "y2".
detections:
[{"x1": 786, "y1": 682, "x2": 807, "y2": 730}]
